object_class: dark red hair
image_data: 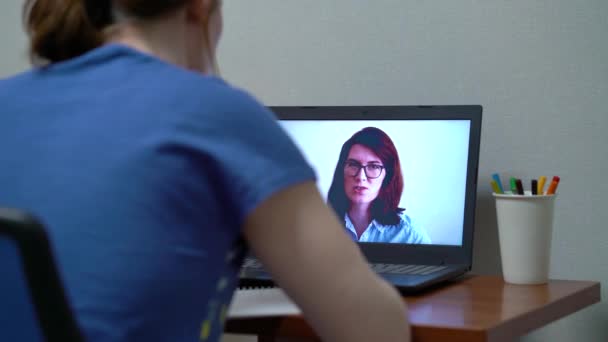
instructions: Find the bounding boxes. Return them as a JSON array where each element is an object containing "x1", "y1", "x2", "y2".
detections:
[{"x1": 327, "y1": 127, "x2": 404, "y2": 225}]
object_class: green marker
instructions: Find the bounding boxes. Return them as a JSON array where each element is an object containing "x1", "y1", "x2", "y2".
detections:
[{"x1": 509, "y1": 177, "x2": 517, "y2": 194}]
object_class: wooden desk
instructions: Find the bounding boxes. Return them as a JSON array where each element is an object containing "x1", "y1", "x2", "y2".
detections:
[{"x1": 225, "y1": 275, "x2": 601, "y2": 342}]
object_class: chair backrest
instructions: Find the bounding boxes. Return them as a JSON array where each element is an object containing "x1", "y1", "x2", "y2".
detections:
[{"x1": 0, "y1": 208, "x2": 83, "y2": 342}]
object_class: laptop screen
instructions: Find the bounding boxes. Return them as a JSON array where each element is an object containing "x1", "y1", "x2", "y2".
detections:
[{"x1": 279, "y1": 119, "x2": 471, "y2": 247}]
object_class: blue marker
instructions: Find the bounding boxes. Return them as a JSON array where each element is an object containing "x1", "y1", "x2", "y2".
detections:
[{"x1": 492, "y1": 173, "x2": 505, "y2": 194}]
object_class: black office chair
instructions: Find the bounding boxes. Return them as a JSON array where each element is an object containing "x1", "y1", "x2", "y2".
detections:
[{"x1": 0, "y1": 208, "x2": 83, "y2": 342}]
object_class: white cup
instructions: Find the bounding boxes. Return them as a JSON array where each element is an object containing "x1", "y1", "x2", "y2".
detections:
[{"x1": 493, "y1": 191, "x2": 557, "y2": 284}]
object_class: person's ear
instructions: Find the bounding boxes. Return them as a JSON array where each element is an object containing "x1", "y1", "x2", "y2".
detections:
[{"x1": 185, "y1": 0, "x2": 214, "y2": 24}]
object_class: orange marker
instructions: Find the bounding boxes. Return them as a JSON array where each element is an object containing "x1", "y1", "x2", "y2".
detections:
[{"x1": 546, "y1": 176, "x2": 560, "y2": 195}]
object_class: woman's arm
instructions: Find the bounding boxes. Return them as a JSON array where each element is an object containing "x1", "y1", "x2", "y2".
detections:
[{"x1": 244, "y1": 181, "x2": 411, "y2": 342}]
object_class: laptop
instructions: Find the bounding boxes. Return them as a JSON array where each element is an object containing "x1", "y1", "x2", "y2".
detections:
[{"x1": 239, "y1": 105, "x2": 482, "y2": 294}]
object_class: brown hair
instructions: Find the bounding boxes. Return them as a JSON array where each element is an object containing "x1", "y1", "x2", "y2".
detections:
[
  {"x1": 327, "y1": 127, "x2": 405, "y2": 226},
  {"x1": 24, "y1": 0, "x2": 195, "y2": 64}
]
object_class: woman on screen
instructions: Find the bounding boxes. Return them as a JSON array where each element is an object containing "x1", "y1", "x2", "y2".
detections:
[{"x1": 328, "y1": 127, "x2": 431, "y2": 244}]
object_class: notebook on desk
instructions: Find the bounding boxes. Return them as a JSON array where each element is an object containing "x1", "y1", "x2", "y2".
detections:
[{"x1": 239, "y1": 105, "x2": 482, "y2": 294}]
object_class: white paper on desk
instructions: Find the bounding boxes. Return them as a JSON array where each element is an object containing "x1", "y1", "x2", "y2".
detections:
[{"x1": 228, "y1": 288, "x2": 301, "y2": 318}]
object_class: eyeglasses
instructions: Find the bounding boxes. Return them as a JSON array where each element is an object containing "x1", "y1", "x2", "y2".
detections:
[{"x1": 343, "y1": 160, "x2": 385, "y2": 179}]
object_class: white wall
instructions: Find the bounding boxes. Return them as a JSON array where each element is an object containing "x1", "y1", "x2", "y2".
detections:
[
  {"x1": 0, "y1": 1, "x2": 29, "y2": 76},
  {"x1": 2, "y1": 1, "x2": 606, "y2": 341}
]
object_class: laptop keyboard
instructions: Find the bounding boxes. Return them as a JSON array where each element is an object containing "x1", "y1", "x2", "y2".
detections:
[
  {"x1": 242, "y1": 258, "x2": 264, "y2": 270},
  {"x1": 370, "y1": 263, "x2": 447, "y2": 276},
  {"x1": 243, "y1": 258, "x2": 447, "y2": 276}
]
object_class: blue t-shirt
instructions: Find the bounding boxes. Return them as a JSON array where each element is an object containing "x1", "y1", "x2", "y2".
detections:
[{"x1": 0, "y1": 44, "x2": 315, "y2": 342}]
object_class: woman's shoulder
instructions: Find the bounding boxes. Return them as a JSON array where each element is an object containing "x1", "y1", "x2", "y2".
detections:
[
  {"x1": 148, "y1": 66, "x2": 259, "y2": 112},
  {"x1": 106, "y1": 44, "x2": 268, "y2": 115},
  {"x1": 147, "y1": 70, "x2": 274, "y2": 131},
  {"x1": 393, "y1": 210, "x2": 425, "y2": 232},
  {"x1": 396, "y1": 210, "x2": 415, "y2": 227},
  {"x1": 396, "y1": 210, "x2": 431, "y2": 243},
  {"x1": 177, "y1": 79, "x2": 278, "y2": 133},
  {"x1": 374, "y1": 210, "x2": 414, "y2": 229},
  {"x1": 156, "y1": 70, "x2": 269, "y2": 121}
]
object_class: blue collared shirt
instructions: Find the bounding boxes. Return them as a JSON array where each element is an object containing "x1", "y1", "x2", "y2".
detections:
[{"x1": 344, "y1": 212, "x2": 432, "y2": 244}]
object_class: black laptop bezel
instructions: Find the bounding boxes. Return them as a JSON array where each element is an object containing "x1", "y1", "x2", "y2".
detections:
[{"x1": 271, "y1": 105, "x2": 482, "y2": 267}]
